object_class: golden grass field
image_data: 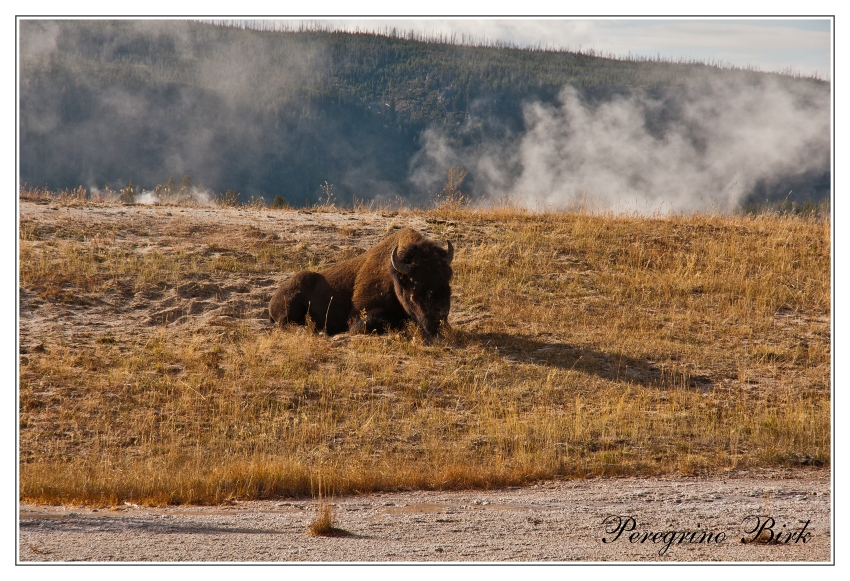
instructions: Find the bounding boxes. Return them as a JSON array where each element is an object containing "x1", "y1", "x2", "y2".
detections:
[{"x1": 18, "y1": 189, "x2": 830, "y2": 505}]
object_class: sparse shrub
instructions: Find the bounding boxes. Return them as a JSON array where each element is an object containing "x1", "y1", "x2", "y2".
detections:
[
  {"x1": 221, "y1": 190, "x2": 240, "y2": 207},
  {"x1": 319, "y1": 181, "x2": 335, "y2": 208},
  {"x1": 271, "y1": 195, "x2": 289, "y2": 209},
  {"x1": 156, "y1": 176, "x2": 177, "y2": 202},
  {"x1": 19, "y1": 185, "x2": 50, "y2": 201},
  {"x1": 118, "y1": 181, "x2": 135, "y2": 204},
  {"x1": 433, "y1": 166, "x2": 470, "y2": 210},
  {"x1": 179, "y1": 175, "x2": 193, "y2": 192},
  {"x1": 175, "y1": 176, "x2": 194, "y2": 204},
  {"x1": 58, "y1": 186, "x2": 89, "y2": 206},
  {"x1": 247, "y1": 196, "x2": 267, "y2": 210}
]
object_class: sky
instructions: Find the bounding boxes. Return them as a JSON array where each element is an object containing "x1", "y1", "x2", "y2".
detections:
[{"x1": 249, "y1": 18, "x2": 832, "y2": 79}]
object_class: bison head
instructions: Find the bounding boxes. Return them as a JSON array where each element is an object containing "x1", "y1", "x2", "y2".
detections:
[{"x1": 390, "y1": 239, "x2": 454, "y2": 340}]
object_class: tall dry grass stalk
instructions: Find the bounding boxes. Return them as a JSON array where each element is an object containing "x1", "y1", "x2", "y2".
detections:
[
  {"x1": 308, "y1": 473, "x2": 349, "y2": 536},
  {"x1": 19, "y1": 200, "x2": 830, "y2": 505}
]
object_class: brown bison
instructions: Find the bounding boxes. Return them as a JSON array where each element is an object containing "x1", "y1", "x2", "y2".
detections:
[{"x1": 269, "y1": 228, "x2": 454, "y2": 340}]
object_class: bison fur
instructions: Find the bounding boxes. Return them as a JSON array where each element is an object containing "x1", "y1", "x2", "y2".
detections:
[{"x1": 269, "y1": 228, "x2": 454, "y2": 339}]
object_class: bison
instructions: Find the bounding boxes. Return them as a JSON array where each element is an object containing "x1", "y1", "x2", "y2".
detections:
[{"x1": 269, "y1": 228, "x2": 454, "y2": 340}]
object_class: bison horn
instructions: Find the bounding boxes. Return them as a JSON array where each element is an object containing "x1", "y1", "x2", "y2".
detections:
[
  {"x1": 445, "y1": 240, "x2": 454, "y2": 265},
  {"x1": 391, "y1": 246, "x2": 412, "y2": 274}
]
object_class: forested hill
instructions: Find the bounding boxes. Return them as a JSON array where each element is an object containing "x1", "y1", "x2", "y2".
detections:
[{"x1": 19, "y1": 20, "x2": 830, "y2": 209}]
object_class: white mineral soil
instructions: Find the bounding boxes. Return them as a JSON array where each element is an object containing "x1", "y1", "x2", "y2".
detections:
[{"x1": 19, "y1": 469, "x2": 829, "y2": 563}]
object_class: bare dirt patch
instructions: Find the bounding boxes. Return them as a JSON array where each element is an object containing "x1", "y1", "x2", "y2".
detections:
[{"x1": 19, "y1": 469, "x2": 830, "y2": 562}]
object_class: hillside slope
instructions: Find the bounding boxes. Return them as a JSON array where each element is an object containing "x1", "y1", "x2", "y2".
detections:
[
  {"x1": 19, "y1": 193, "x2": 830, "y2": 504},
  {"x1": 19, "y1": 20, "x2": 831, "y2": 208}
]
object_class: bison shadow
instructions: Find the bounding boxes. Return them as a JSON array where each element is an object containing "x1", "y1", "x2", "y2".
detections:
[{"x1": 462, "y1": 332, "x2": 712, "y2": 391}]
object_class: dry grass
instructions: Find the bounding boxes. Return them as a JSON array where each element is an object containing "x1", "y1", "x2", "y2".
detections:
[
  {"x1": 309, "y1": 503, "x2": 342, "y2": 537},
  {"x1": 18, "y1": 195, "x2": 830, "y2": 506},
  {"x1": 308, "y1": 476, "x2": 350, "y2": 537}
]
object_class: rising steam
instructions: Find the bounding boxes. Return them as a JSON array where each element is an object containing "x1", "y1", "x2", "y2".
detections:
[
  {"x1": 20, "y1": 21, "x2": 830, "y2": 212},
  {"x1": 410, "y1": 75, "x2": 830, "y2": 213}
]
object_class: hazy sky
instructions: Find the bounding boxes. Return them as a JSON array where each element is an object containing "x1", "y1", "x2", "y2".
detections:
[{"x1": 270, "y1": 18, "x2": 832, "y2": 79}]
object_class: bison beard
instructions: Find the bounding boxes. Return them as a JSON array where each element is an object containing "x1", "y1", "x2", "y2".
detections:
[{"x1": 269, "y1": 228, "x2": 454, "y2": 340}]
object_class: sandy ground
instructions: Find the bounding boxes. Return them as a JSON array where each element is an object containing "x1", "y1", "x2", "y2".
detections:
[{"x1": 19, "y1": 469, "x2": 830, "y2": 563}]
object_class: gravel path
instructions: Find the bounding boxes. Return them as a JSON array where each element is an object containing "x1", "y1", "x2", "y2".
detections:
[{"x1": 19, "y1": 469, "x2": 830, "y2": 562}]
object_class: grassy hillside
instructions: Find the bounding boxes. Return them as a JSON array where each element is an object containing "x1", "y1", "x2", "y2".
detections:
[
  {"x1": 19, "y1": 20, "x2": 830, "y2": 207},
  {"x1": 19, "y1": 189, "x2": 830, "y2": 505}
]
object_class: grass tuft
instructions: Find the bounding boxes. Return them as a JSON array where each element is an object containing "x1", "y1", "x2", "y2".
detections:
[{"x1": 308, "y1": 475, "x2": 350, "y2": 537}]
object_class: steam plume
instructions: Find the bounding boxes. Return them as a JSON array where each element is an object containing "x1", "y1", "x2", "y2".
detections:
[{"x1": 410, "y1": 75, "x2": 830, "y2": 213}]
